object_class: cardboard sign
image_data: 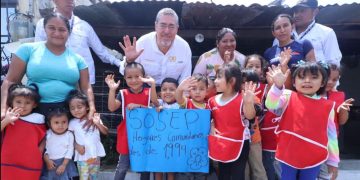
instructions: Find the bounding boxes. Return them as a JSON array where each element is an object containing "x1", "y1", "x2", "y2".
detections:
[{"x1": 126, "y1": 108, "x2": 210, "y2": 172}]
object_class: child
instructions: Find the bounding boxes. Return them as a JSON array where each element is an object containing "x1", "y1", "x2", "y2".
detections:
[
  {"x1": 208, "y1": 62, "x2": 258, "y2": 180},
  {"x1": 154, "y1": 77, "x2": 179, "y2": 180},
  {"x1": 317, "y1": 64, "x2": 354, "y2": 180},
  {"x1": 44, "y1": 107, "x2": 78, "y2": 179},
  {"x1": 241, "y1": 69, "x2": 268, "y2": 180},
  {"x1": 244, "y1": 54, "x2": 267, "y2": 84},
  {"x1": 105, "y1": 62, "x2": 158, "y2": 180},
  {"x1": 175, "y1": 74, "x2": 209, "y2": 180},
  {"x1": 1, "y1": 84, "x2": 46, "y2": 180},
  {"x1": 265, "y1": 62, "x2": 340, "y2": 180},
  {"x1": 176, "y1": 73, "x2": 209, "y2": 109},
  {"x1": 67, "y1": 90, "x2": 108, "y2": 179}
]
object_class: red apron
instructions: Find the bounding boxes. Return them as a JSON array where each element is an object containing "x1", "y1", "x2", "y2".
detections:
[
  {"x1": 275, "y1": 92, "x2": 335, "y2": 169},
  {"x1": 328, "y1": 91, "x2": 345, "y2": 135},
  {"x1": 116, "y1": 88, "x2": 150, "y2": 154},
  {"x1": 1, "y1": 115, "x2": 46, "y2": 180},
  {"x1": 186, "y1": 98, "x2": 209, "y2": 109},
  {"x1": 208, "y1": 93, "x2": 246, "y2": 162},
  {"x1": 260, "y1": 111, "x2": 278, "y2": 152}
]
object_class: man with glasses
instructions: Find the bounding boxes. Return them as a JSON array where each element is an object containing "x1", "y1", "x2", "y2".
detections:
[{"x1": 119, "y1": 8, "x2": 192, "y2": 88}]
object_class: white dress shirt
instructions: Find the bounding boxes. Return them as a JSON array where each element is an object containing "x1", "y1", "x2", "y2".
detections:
[
  {"x1": 120, "y1": 32, "x2": 192, "y2": 86},
  {"x1": 273, "y1": 21, "x2": 342, "y2": 67},
  {"x1": 35, "y1": 15, "x2": 121, "y2": 84}
]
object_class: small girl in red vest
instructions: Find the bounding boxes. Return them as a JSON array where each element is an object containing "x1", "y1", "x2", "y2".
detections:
[
  {"x1": 1, "y1": 84, "x2": 46, "y2": 180},
  {"x1": 318, "y1": 63, "x2": 354, "y2": 179},
  {"x1": 266, "y1": 61, "x2": 340, "y2": 180},
  {"x1": 105, "y1": 62, "x2": 158, "y2": 180},
  {"x1": 208, "y1": 62, "x2": 258, "y2": 180},
  {"x1": 176, "y1": 73, "x2": 209, "y2": 110}
]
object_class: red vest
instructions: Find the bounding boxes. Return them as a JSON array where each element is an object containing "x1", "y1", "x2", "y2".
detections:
[
  {"x1": 275, "y1": 92, "x2": 334, "y2": 169},
  {"x1": 327, "y1": 91, "x2": 345, "y2": 135},
  {"x1": 256, "y1": 83, "x2": 267, "y2": 103},
  {"x1": 1, "y1": 117, "x2": 46, "y2": 180},
  {"x1": 208, "y1": 93, "x2": 246, "y2": 162},
  {"x1": 260, "y1": 111, "x2": 278, "y2": 152},
  {"x1": 186, "y1": 98, "x2": 209, "y2": 109},
  {"x1": 116, "y1": 88, "x2": 150, "y2": 154}
]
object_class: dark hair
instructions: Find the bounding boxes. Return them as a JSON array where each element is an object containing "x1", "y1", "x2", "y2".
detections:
[
  {"x1": 241, "y1": 69, "x2": 260, "y2": 84},
  {"x1": 43, "y1": 12, "x2": 71, "y2": 32},
  {"x1": 271, "y1": 14, "x2": 294, "y2": 31},
  {"x1": 216, "y1": 62, "x2": 242, "y2": 92},
  {"x1": 328, "y1": 63, "x2": 342, "y2": 76},
  {"x1": 244, "y1": 54, "x2": 268, "y2": 71},
  {"x1": 66, "y1": 90, "x2": 89, "y2": 108},
  {"x1": 216, "y1": 27, "x2": 237, "y2": 45},
  {"x1": 192, "y1": 73, "x2": 208, "y2": 87},
  {"x1": 7, "y1": 84, "x2": 40, "y2": 108},
  {"x1": 161, "y1": 77, "x2": 179, "y2": 87},
  {"x1": 124, "y1": 62, "x2": 145, "y2": 77},
  {"x1": 47, "y1": 107, "x2": 70, "y2": 126},
  {"x1": 291, "y1": 61, "x2": 328, "y2": 95}
]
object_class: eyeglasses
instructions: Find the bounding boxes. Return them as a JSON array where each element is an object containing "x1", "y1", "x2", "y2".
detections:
[{"x1": 157, "y1": 23, "x2": 177, "y2": 30}]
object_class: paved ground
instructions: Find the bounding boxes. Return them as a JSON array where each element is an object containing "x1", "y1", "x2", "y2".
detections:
[{"x1": 99, "y1": 160, "x2": 360, "y2": 180}]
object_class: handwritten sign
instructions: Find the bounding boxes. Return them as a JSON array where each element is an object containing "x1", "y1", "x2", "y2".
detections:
[{"x1": 126, "y1": 108, "x2": 210, "y2": 172}]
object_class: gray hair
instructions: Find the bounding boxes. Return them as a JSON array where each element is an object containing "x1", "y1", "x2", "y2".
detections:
[{"x1": 155, "y1": 8, "x2": 179, "y2": 25}]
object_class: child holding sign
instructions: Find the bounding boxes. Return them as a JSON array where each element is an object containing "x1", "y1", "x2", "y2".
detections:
[
  {"x1": 154, "y1": 77, "x2": 179, "y2": 180},
  {"x1": 106, "y1": 62, "x2": 158, "y2": 180},
  {"x1": 208, "y1": 62, "x2": 258, "y2": 180}
]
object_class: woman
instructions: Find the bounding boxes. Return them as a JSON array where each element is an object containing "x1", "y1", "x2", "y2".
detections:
[
  {"x1": 193, "y1": 27, "x2": 245, "y2": 99},
  {"x1": 264, "y1": 14, "x2": 315, "y2": 68},
  {"x1": 1, "y1": 12, "x2": 96, "y2": 120},
  {"x1": 194, "y1": 27, "x2": 245, "y2": 78}
]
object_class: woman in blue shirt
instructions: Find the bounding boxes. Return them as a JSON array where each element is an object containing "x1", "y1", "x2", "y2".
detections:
[{"x1": 1, "y1": 12, "x2": 96, "y2": 120}]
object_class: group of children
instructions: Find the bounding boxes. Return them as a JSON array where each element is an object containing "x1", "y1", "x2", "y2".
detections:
[
  {"x1": 1, "y1": 51, "x2": 354, "y2": 180},
  {"x1": 1, "y1": 86, "x2": 108, "y2": 179}
]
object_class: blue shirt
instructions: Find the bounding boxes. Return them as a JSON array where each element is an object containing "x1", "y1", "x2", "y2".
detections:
[
  {"x1": 264, "y1": 40, "x2": 313, "y2": 67},
  {"x1": 16, "y1": 42, "x2": 87, "y2": 103}
]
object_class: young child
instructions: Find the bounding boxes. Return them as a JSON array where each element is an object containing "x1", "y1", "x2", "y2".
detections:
[
  {"x1": 265, "y1": 62, "x2": 340, "y2": 180},
  {"x1": 154, "y1": 77, "x2": 179, "y2": 180},
  {"x1": 176, "y1": 73, "x2": 209, "y2": 109},
  {"x1": 44, "y1": 107, "x2": 78, "y2": 179},
  {"x1": 67, "y1": 90, "x2": 108, "y2": 179},
  {"x1": 240, "y1": 69, "x2": 268, "y2": 180},
  {"x1": 1, "y1": 84, "x2": 46, "y2": 180},
  {"x1": 244, "y1": 54, "x2": 267, "y2": 84},
  {"x1": 208, "y1": 62, "x2": 258, "y2": 180},
  {"x1": 105, "y1": 62, "x2": 158, "y2": 180},
  {"x1": 317, "y1": 64, "x2": 354, "y2": 180}
]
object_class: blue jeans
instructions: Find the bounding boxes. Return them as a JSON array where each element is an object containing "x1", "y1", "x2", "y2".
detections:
[
  {"x1": 262, "y1": 151, "x2": 281, "y2": 180},
  {"x1": 280, "y1": 162, "x2": 321, "y2": 180}
]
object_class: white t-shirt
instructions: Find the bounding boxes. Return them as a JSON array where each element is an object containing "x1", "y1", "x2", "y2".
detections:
[
  {"x1": 120, "y1": 32, "x2": 192, "y2": 85},
  {"x1": 158, "y1": 99, "x2": 181, "y2": 109},
  {"x1": 68, "y1": 118, "x2": 106, "y2": 161},
  {"x1": 45, "y1": 130, "x2": 74, "y2": 160},
  {"x1": 35, "y1": 15, "x2": 120, "y2": 84}
]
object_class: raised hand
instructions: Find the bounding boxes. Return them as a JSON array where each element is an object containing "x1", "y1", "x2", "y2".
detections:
[
  {"x1": 178, "y1": 77, "x2": 197, "y2": 91},
  {"x1": 92, "y1": 113, "x2": 101, "y2": 125},
  {"x1": 140, "y1": 76, "x2": 156, "y2": 87},
  {"x1": 119, "y1": 35, "x2": 144, "y2": 63},
  {"x1": 279, "y1": 47, "x2": 292, "y2": 70},
  {"x1": 338, "y1": 98, "x2": 354, "y2": 113},
  {"x1": 4, "y1": 107, "x2": 22, "y2": 125},
  {"x1": 105, "y1": 74, "x2": 121, "y2": 91},
  {"x1": 242, "y1": 81, "x2": 260, "y2": 104},
  {"x1": 224, "y1": 50, "x2": 233, "y2": 63},
  {"x1": 267, "y1": 65, "x2": 290, "y2": 89}
]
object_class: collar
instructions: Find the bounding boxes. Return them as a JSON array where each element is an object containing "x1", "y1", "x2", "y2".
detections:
[
  {"x1": 293, "y1": 20, "x2": 316, "y2": 40},
  {"x1": 20, "y1": 113, "x2": 45, "y2": 124}
]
